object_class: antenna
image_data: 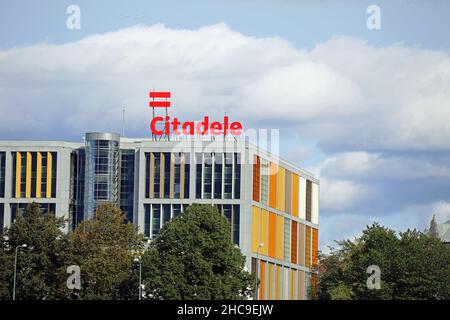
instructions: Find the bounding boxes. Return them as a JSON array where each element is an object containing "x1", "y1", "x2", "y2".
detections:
[{"x1": 122, "y1": 108, "x2": 125, "y2": 137}]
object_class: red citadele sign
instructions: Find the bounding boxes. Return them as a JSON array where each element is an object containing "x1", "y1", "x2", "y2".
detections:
[
  {"x1": 149, "y1": 91, "x2": 243, "y2": 136},
  {"x1": 150, "y1": 116, "x2": 243, "y2": 136}
]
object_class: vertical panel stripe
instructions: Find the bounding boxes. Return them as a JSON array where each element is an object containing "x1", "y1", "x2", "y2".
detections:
[
  {"x1": 292, "y1": 174, "x2": 299, "y2": 217},
  {"x1": 15, "y1": 152, "x2": 21, "y2": 198},
  {"x1": 269, "y1": 162, "x2": 277, "y2": 208},
  {"x1": 276, "y1": 215, "x2": 284, "y2": 260},
  {"x1": 46, "y1": 152, "x2": 52, "y2": 198},
  {"x1": 276, "y1": 264, "x2": 281, "y2": 300},
  {"x1": 268, "y1": 212, "x2": 276, "y2": 258},
  {"x1": 260, "y1": 209, "x2": 268, "y2": 256},
  {"x1": 252, "y1": 206, "x2": 261, "y2": 253},
  {"x1": 291, "y1": 221, "x2": 298, "y2": 264},
  {"x1": 36, "y1": 152, "x2": 42, "y2": 198},
  {"x1": 259, "y1": 261, "x2": 265, "y2": 300},
  {"x1": 305, "y1": 226, "x2": 311, "y2": 267},
  {"x1": 25, "y1": 152, "x2": 32, "y2": 198}
]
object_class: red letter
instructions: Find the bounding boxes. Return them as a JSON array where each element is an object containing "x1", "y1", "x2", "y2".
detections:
[
  {"x1": 171, "y1": 117, "x2": 181, "y2": 135},
  {"x1": 196, "y1": 116, "x2": 209, "y2": 135},
  {"x1": 182, "y1": 121, "x2": 195, "y2": 135},
  {"x1": 150, "y1": 116, "x2": 164, "y2": 135},
  {"x1": 230, "y1": 122, "x2": 243, "y2": 135},
  {"x1": 165, "y1": 116, "x2": 171, "y2": 135},
  {"x1": 223, "y1": 116, "x2": 229, "y2": 135},
  {"x1": 210, "y1": 122, "x2": 222, "y2": 135}
]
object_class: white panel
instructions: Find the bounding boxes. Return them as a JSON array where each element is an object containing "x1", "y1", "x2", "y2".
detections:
[
  {"x1": 299, "y1": 177, "x2": 306, "y2": 220},
  {"x1": 312, "y1": 183, "x2": 319, "y2": 225}
]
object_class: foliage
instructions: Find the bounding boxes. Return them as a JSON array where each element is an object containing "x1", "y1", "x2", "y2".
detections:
[
  {"x1": 317, "y1": 223, "x2": 450, "y2": 300},
  {"x1": 0, "y1": 202, "x2": 68, "y2": 299},
  {"x1": 142, "y1": 204, "x2": 254, "y2": 300},
  {"x1": 66, "y1": 203, "x2": 145, "y2": 300}
]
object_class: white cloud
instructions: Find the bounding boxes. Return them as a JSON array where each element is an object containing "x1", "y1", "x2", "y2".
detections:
[
  {"x1": 319, "y1": 177, "x2": 374, "y2": 211},
  {"x1": 1, "y1": 23, "x2": 450, "y2": 152}
]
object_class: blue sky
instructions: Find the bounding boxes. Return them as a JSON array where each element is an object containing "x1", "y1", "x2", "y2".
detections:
[{"x1": 1, "y1": 0, "x2": 450, "y2": 249}]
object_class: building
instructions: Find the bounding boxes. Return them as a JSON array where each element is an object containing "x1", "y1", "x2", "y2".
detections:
[
  {"x1": 428, "y1": 215, "x2": 450, "y2": 249},
  {"x1": 0, "y1": 132, "x2": 320, "y2": 300}
]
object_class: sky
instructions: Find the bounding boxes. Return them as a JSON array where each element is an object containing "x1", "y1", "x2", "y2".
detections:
[{"x1": 1, "y1": 0, "x2": 450, "y2": 250}]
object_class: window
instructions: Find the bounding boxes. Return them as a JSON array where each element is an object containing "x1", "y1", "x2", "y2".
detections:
[
  {"x1": 163, "y1": 204, "x2": 171, "y2": 225},
  {"x1": 0, "y1": 152, "x2": 5, "y2": 198},
  {"x1": 203, "y1": 153, "x2": 212, "y2": 199},
  {"x1": 184, "y1": 153, "x2": 190, "y2": 199},
  {"x1": 224, "y1": 153, "x2": 233, "y2": 199},
  {"x1": 153, "y1": 153, "x2": 161, "y2": 196},
  {"x1": 163, "y1": 153, "x2": 171, "y2": 198},
  {"x1": 173, "y1": 204, "x2": 182, "y2": 218},
  {"x1": 234, "y1": 153, "x2": 241, "y2": 199},
  {"x1": 214, "y1": 153, "x2": 223, "y2": 199},
  {"x1": 152, "y1": 204, "x2": 161, "y2": 237},
  {"x1": 144, "y1": 204, "x2": 151, "y2": 238},
  {"x1": 195, "y1": 153, "x2": 202, "y2": 198}
]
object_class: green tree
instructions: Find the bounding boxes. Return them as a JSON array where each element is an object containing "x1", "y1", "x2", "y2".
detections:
[
  {"x1": 142, "y1": 204, "x2": 253, "y2": 300},
  {"x1": 66, "y1": 203, "x2": 144, "y2": 300},
  {"x1": 317, "y1": 223, "x2": 450, "y2": 300},
  {"x1": 0, "y1": 202, "x2": 68, "y2": 300}
]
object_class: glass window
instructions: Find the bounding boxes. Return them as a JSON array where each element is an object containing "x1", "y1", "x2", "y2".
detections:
[
  {"x1": 195, "y1": 153, "x2": 202, "y2": 198},
  {"x1": 214, "y1": 153, "x2": 223, "y2": 199},
  {"x1": 152, "y1": 204, "x2": 161, "y2": 237}
]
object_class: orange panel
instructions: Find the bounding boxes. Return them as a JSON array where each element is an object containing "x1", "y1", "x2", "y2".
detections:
[
  {"x1": 268, "y1": 212, "x2": 276, "y2": 258},
  {"x1": 312, "y1": 228, "x2": 319, "y2": 268},
  {"x1": 291, "y1": 221, "x2": 298, "y2": 264},
  {"x1": 292, "y1": 174, "x2": 299, "y2": 217},
  {"x1": 305, "y1": 226, "x2": 311, "y2": 267},
  {"x1": 259, "y1": 261, "x2": 266, "y2": 300},
  {"x1": 269, "y1": 162, "x2": 277, "y2": 208},
  {"x1": 253, "y1": 155, "x2": 261, "y2": 202}
]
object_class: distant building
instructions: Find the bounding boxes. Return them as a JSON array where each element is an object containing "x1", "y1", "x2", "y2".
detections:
[{"x1": 427, "y1": 215, "x2": 450, "y2": 249}]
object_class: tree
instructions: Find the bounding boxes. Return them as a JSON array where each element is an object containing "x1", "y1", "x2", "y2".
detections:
[
  {"x1": 0, "y1": 202, "x2": 68, "y2": 300},
  {"x1": 142, "y1": 204, "x2": 254, "y2": 300},
  {"x1": 66, "y1": 203, "x2": 144, "y2": 300},
  {"x1": 317, "y1": 223, "x2": 450, "y2": 300}
]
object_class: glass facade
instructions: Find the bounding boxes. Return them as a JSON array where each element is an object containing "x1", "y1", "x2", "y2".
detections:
[
  {"x1": 84, "y1": 133, "x2": 120, "y2": 219},
  {"x1": 120, "y1": 150, "x2": 135, "y2": 222},
  {"x1": 0, "y1": 152, "x2": 5, "y2": 198},
  {"x1": 70, "y1": 149, "x2": 85, "y2": 230},
  {"x1": 195, "y1": 153, "x2": 241, "y2": 200},
  {"x1": 0, "y1": 203, "x2": 3, "y2": 232}
]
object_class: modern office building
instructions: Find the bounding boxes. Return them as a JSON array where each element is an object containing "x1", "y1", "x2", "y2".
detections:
[{"x1": 0, "y1": 132, "x2": 319, "y2": 300}]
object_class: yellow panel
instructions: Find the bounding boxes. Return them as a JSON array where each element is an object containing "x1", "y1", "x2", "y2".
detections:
[
  {"x1": 276, "y1": 167, "x2": 285, "y2": 211},
  {"x1": 268, "y1": 263, "x2": 273, "y2": 300},
  {"x1": 269, "y1": 162, "x2": 277, "y2": 208},
  {"x1": 276, "y1": 265, "x2": 281, "y2": 300},
  {"x1": 260, "y1": 209, "x2": 269, "y2": 256},
  {"x1": 276, "y1": 214, "x2": 284, "y2": 260},
  {"x1": 292, "y1": 174, "x2": 299, "y2": 217},
  {"x1": 252, "y1": 206, "x2": 261, "y2": 253},
  {"x1": 291, "y1": 269, "x2": 296, "y2": 300},
  {"x1": 25, "y1": 152, "x2": 31, "y2": 198},
  {"x1": 36, "y1": 152, "x2": 42, "y2": 198},
  {"x1": 46, "y1": 152, "x2": 52, "y2": 198},
  {"x1": 15, "y1": 152, "x2": 21, "y2": 198}
]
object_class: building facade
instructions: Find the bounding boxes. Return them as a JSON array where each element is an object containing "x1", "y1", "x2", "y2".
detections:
[{"x1": 0, "y1": 132, "x2": 319, "y2": 300}]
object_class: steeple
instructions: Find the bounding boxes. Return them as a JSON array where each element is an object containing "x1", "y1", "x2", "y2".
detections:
[{"x1": 428, "y1": 214, "x2": 440, "y2": 238}]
